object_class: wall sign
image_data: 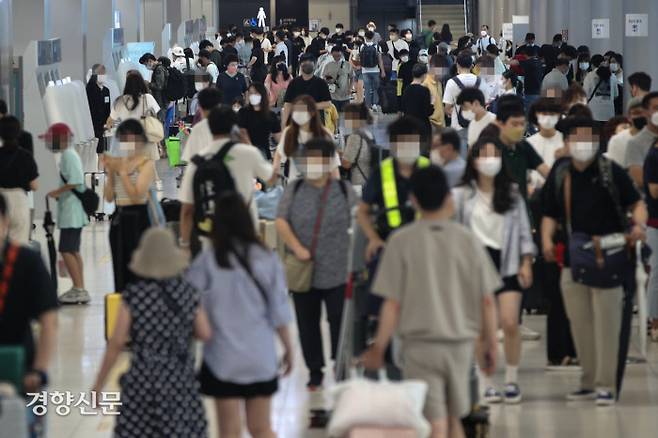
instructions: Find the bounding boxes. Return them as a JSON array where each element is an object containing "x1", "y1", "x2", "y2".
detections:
[
  {"x1": 592, "y1": 19, "x2": 610, "y2": 39},
  {"x1": 626, "y1": 14, "x2": 648, "y2": 37},
  {"x1": 502, "y1": 23, "x2": 513, "y2": 41}
]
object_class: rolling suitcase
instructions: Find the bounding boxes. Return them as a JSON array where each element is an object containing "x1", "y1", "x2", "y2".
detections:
[{"x1": 104, "y1": 293, "x2": 121, "y2": 341}]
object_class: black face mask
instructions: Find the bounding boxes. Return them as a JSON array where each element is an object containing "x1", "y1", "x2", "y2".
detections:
[
  {"x1": 301, "y1": 63, "x2": 314, "y2": 75},
  {"x1": 632, "y1": 117, "x2": 647, "y2": 130}
]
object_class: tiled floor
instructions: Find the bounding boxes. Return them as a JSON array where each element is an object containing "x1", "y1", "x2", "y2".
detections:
[{"x1": 31, "y1": 158, "x2": 658, "y2": 437}]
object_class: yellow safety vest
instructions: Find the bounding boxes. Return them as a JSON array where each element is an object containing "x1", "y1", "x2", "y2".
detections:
[{"x1": 380, "y1": 156, "x2": 430, "y2": 229}]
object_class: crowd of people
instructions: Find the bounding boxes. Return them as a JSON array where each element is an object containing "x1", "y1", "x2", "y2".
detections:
[{"x1": 1, "y1": 15, "x2": 658, "y2": 438}]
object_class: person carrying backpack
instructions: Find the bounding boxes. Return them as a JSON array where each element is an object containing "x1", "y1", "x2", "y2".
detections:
[
  {"x1": 360, "y1": 31, "x2": 386, "y2": 112},
  {"x1": 541, "y1": 117, "x2": 646, "y2": 406},
  {"x1": 178, "y1": 105, "x2": 274, "y2": 252},
  {"x1": 139, "y1": 53, "x2": 170, "y2": 122}
]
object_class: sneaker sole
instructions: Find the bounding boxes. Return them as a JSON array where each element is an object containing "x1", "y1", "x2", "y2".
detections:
[
  {"x1": 546, "y1": 366, "x2": 583, "y2": 372},
  {"x1": 596, "y1": 400, "x2": 615, "y2": 406},
  {"x1": 484, "y1": 397, "x2": 503, "y2": 404},
  {"x1": 504, "y1": 395, "x2": 522, "y2": 404},
  {"x1": 566, "y1": 395, "x2": 597, "y2": 401},
  {"x1": 58, "y1": 299, "x2": 91, "y2": 305}
]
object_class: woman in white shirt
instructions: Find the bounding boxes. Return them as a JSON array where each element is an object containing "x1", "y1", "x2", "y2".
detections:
[
  {"x1": 106, "y1": 71, "x2": 161, "y2": 161},
  {"x1": 453, "y1": 137, "x2": 535, "y2": 405},
  {"x1": 271, "y1": 95, "x2": 338, "y2": 183},
  {"x1": 527, "y1": 98, "x2": 565, "y2": 188}
]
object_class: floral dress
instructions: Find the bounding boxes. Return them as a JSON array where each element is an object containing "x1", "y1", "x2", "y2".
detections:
[{"x1": 114, "y1": 278, "x2": 207, "y2": 438}]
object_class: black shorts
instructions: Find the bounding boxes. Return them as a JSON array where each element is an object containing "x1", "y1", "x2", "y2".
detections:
[
  {"x1": 58, "y1": 228, "x2": 82, "y2": 253},
  {"x1": 486, "y1": 247, "x2": 525, "y2": 295},
  {"x1": 198, "y1": 362, "x2": 278, "y2": 399}
]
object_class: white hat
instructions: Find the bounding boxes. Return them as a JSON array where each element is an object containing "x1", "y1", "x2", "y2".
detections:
[
  {"x1": 129, "y1": 228, "x2": 189, "y2": 280},
  {"x1": 172, "y1": 46, "x2": 185, "y2": 57}
]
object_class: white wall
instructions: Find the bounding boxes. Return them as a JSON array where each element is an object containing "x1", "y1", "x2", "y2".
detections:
[
  {"x1": 50, "y1": 0, "x2": 84, "y2": 79},
  {"x1": 143, "y1": 0, "x2": 165, "y2": 54},
  {"x1": 309, "y1": 0, "x2": 350, "y2": 30},
  {"x1": 86, "y1": 0, "x2": 114, "y2": 71},
  {"x1": 13, "y1": 0, "x2": 44, "y2": 56}
]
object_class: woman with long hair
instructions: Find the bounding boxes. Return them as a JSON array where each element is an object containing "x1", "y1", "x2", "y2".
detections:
[
  {"x1": 102, "y1": 119, "x2": 156, "y2": 292},
  {"x1": 271, "y1": 95, "x2": 337, "y2": 183},
  {"x1": 0, "y1": 116, "x2": 38, "y2": 244},
  {"x1": 187, "y1": 192, "x2": 293, "y2": 438},
  {"x1": 453, "y1": 137, "x2": 535, "y2": 405},
  {"x1": 264, "y1": 57, "x2": 291, "y2": 108},
  {"x1": 275, "y1": 138, "x2": 356, "y2": 390},
  {"x1": 238, "y1": 82, "x2": 282, "y2": 160},
  {"x1": 440, "y1": 23, "x2": 453, "y2": 45},
  {"x1": 106, "y1": 71, "x2": 162, "y2": 162}
]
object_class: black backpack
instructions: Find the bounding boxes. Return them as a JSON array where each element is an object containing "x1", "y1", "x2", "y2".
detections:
[
  {"x1": 191, "y1": 142, "x2": 238, "y2": 236},
  {"x1": 452, "y1": 77, "x2": 481, "y2": 128},
  {"x1": 60, "y1": 173, "x2": 99, "y2": 217},
  {"x1": 165, "y1": 67, "x2": 187, "y2": 101},
  {"x1": 360, "y1": 44, "x2": 378, "y2": 68},
  {"x1": 183, "y1": 58, "x2": 197, "y2": 98}
]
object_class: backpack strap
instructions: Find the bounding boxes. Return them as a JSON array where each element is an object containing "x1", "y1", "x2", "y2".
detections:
[
  {"x1": 474, "y1": 77, "x2": 481, "y2": 89},
  {"x1": 452, "y1": 77, "x2": 465, "y2": 90},
  {"x1": 213, "y1": 141, "x2": 238, "y2": 162},
  {"x1": 598, "y1": 156, "x2": 628, "y2": 229},
  {"x1": 588, "y1": 78, "x2": 603, "y2": 103}
]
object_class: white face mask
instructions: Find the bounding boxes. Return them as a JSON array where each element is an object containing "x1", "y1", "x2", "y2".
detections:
[
  {"x1": 233, "y1": 106, "x2": 240, "y2": 113},
  {"x1": 96, "y1": 74, "x2": 106, "y2": 84},
  {"x1": 394, "y1": 142, "x2": 420, "y2": 164},
  {"x1": 293, "y1": 32, "x2": 301, "y2": 38},
  {"x1": 195, "y1": 83, "x2": 207, "y2": 92},
  {"x1": 570, "y1": 141, "x2": 598, "y2": 162},
  {"x1": 476, "y1": 157, "x2": 502, "y2": 177},
  {"x1": 367, "y1": 27, "x2": 375, "y2": 32},
  {"x1": 400, "y1": 56, "x2": 409, "y2": 63},
  {"x1": 537, "y1": 114, "x2": 559, "y2": 130},
  {"x1": 292, "y1": 111, "x2": 312, "y2": 125},
  {"x1": 430, "y1": 149, "x2": 445, "y2": 166},
  {"x1": 358, "y1": 31, "x2": 366, "y2": 37},
  {"x1": 335, "y1": 28, "x2": 342, "y2": 34},
  {"x1": 579, "y1": 62, "x2": 590, "y2": 71},
  {"x1": 419, "y1": 55, "x2": 429, "y2": 64},
  {"x1": 461, "y1": 109, "x2": 476, "y2": 121},
  {"x1": 609, "y1": 63, "x2": 619, "y2": 73},
  {"x1": 481, "y1": 30, "x2": 488, "y2": 37},
  {"x1": 651, "y1": 112, "x2": 658, "y2": 127},
  {"x1": 248, "y1": 94, "x2": 262, "y2": 106}
]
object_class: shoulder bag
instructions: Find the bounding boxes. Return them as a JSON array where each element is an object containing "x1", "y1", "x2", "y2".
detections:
[
  {"x1": 60, "y1": 173, "x2": 99, "y2": 217},
  {"x1": 141, "y1": 96, "x2": 165, "y2": 144},
  {"x1": 283, "y1": 180, "x2": 332, "y2": 293},
  {"x1": 564, "y1": 160, "x2": 634, "y2": 288}
]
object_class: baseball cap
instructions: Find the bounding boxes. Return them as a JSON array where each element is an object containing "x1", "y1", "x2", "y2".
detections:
[
  {"x1": 172, "y1": 46, "x2": 185, "y2": 57},
  {"x1": 39, "y1": 123, "x2": 72, "y2": 140}
]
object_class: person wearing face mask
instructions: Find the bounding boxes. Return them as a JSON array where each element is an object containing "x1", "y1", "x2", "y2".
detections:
[
  {"x1": 422, "y1": 58, "x2": 447, "y2": 132},
  {"x1": 265, "y1": 57, "x2": 292, "y2": 108},
  {"x1": 575, "y1": 54, "x2": 591, "y2": 86},
  {"x1": 322, "y1": 46, "x2": 353, "y2": 113},
  {"x1": 197, "y1": 49, "x2": 220, "y2": 85},
  {"x1": 290, "y1": 27, "x2": 307, "y2": 75},
  {"x1": 215, "y1": 56, "x2": 248, "y2": 105},
  {"x1": 495, "y1": 96, "x2": 550, "y2": 201},
  {"x1": 401, "y1": 64, "x2": 434, "y2": 143},
  {"x1": 402, "y1": 29, "x2": 420, "y2": 63},
  {"x1": 350, "y1": 37, "x2": 365, "y2": 104},
  {"x1": 329, "y1": 23, "x2": 347, "y2": 49},
  {"x1": 625, "y1": 92, "x2": 658, "y2": 187},
  {"x1": 608, "y1": 54, "x2": 624, "y2": 115},
  {"x1": 358, "y1": 116, "x2": 430, "y2": 263},
  {"x1": 453, "y1": 137, "x2": 535, "y2": 405},
  {"x1": 526, "y1": 99, "x2": 565, "y2": 189},
  {"x1": 238, "y1": 83, "x2": 282, "y2": 160},
  {"x1": 583, "y1": 55, "x2": 618, "y2": 123},
  {"x1": 248, "y1": 29, "x2": 267, "y2": 84},
  {"x1": 273, "y1": 95, "x2": 337, "y2": 183},
  {"x1": 86, "y1": 64, "x2": 111, "y2": 163},
  {"x1": 457, "y1": 88, "x2": 496, "y2": 148},
  {"x1": 642, "y1": 108, "x2": 658, "y2": 343},
  {"x1": 138, "y1": 53, "x2": 169, "y2": 117},
  {"x1": 366, "y1": 21, "x2": 382, "y2": 44},
  {"x1": 514, "y1": 33, "x2": 536, "y2": 57},
  {"x1": 275, "y1": 138, "x2": 356, "y2": 391},
  {"x1": 385, "y1": 28, "x2": 409, "y2": 74},
  {"x1": 476, "y1": 25, "x2": 496, "y2": 57},
  {"x1": 308, "y1": 27, "x2": 330, "y2": 60},
  {"x1": 102, "y1": 120, "x2": 156, "y2": 293},
  {"x1": 433, "y1": 128, "x2": 466, "y2": 187},
  {"x1": 542, "y1": 118, "x2": 646, "y2": 406},
  {"x1": 606, "y1": 99, "x2": 646, "y2": 167},
  {"x1": 281, "y1": 54, "x2": 332, "y2": 129}
]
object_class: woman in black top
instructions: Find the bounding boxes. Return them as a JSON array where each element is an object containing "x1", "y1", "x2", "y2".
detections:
[
  {"x1": 238, "y1": 83, "x2": 282, "y2": 160},
  {"x1": 86, "y1": 64, "x2": 111, "y2": 162},
  {"x1": 401, "y1": 64, "x2": 434, "y2": 147},
  {"x1": 440, "y1": 24, "x2": 453, "y2": 45},
  {"x1": 0, "y1": 116, "x2": 39, "y2": 244}
]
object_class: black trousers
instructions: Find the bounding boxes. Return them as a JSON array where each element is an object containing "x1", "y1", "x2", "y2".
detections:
[
  {"x1": 109, "y1": 205, "x2": 150, "y2": 292},
  {"x1": 292, "y1": 285, "x2": 345, "y2": 385},
  {"x1": 545, "y1": 262, "x2": 576, "y2": 363}
]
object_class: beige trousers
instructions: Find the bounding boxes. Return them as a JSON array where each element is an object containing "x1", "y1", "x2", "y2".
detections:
[
  {"x1": 560, "y1": 268, "x2": 623, "y2": 393},
  {"x1": 0, "y1": 188, "x2": 30, "y2": 245}
]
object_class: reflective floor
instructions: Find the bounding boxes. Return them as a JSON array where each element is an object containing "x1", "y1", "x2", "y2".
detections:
[{"x1": 34, "y1": 160, "x2": 658, "y2": 437}]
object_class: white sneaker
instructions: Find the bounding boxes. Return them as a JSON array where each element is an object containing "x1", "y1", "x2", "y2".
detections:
[
  {"x1": 520, "y1": 325, "x2": 541, "y2": 341},
  {"x1": 59, "y1": 288, "x2": 91, "y2": 305},
  {"x1": 483, "y1": 387, "x2": 503, "y2": 404}
]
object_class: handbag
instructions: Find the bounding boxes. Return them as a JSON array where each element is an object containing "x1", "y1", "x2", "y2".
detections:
[
  {"x1": 564, "y1": 170, "x2": 633, "y2": 288},
  {"x1": 60, "y1": 173, "x2": 100, "y2": 217},
  {"x1": 284, "y1": 180, "x2": 332, "y2": 293},
  {"x1": 141, "y1": 96, "x2": 165, "y2": 144}
]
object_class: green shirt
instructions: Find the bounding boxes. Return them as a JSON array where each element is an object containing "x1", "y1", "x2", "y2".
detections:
[
  {"x1": 498, "y1": 139, "x2": 544, "y2": 200},
  {"x1": 57, "y1": 148, "x2": 89, "y2": 229}
]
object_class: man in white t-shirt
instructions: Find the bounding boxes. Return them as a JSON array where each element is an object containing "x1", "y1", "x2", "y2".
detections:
[
  {"x1": 181, "y1": 88, "x2": 222, "y2": 163},
  {"x1": 261, "y1": 34, "x2": 273, "y2": 65},
  {"x1": 477, "y1": 25, "x2": 496, "y2": 56},
  {"x1": 385, "y1": 28, "x2": 409, "y2": 73},
  {"x1": 179, "y1": 105, "x2": 273, "y2": 250},
  {"x1": 456, "y1": 88, "x2": 497, "y2": 148},
  {"x1": 526, "y1": 98, "x2": 565, "y2": 188},
  {"x1": 443, "y1": 54, "x2": 490, "y2": 151},
  {"x1": 606, "y1": 98, "x2": 646, "y2": 167},
  {"x1": 198, "y1": 49, "x2": 219, "y2": 84}
]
